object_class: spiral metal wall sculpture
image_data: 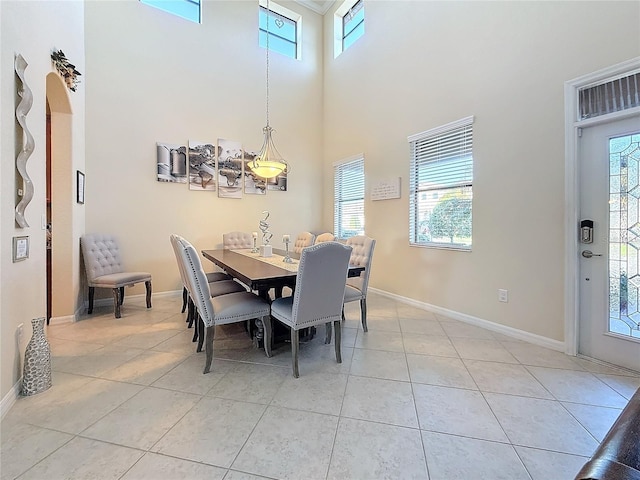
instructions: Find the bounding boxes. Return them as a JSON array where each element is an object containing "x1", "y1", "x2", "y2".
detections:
[{"x1": 15, "y1": 54, "x2": 35, "y2": 228}]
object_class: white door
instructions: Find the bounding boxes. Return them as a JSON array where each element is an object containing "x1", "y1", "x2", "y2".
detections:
[{"x1": 579, "y1": 114, "x2": 640, "y2": 372}]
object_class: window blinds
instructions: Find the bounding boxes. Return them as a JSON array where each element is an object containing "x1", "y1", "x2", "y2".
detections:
[
  {"x1": 334, "y1": 157, "x2": 365, "y2": 239},
  {"x1": 409, "y1": 117, "x2": 474, "y2": 247}
]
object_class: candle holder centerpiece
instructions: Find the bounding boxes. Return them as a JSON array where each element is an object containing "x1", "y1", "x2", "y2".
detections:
[
  {"x1": 282, "y1": 234, "x2": 293, "y2": 263},
  {"x1": 251, "y1": 231, "x2": 259, "y2": 253},
  {"x1": 259, "y1": 211, "x2": 273, "y2": 257}
]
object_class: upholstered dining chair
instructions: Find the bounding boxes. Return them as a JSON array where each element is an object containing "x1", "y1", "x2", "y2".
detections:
[
  {"x1": 268, "y1": 242, "x2": 352, "y2": 377},
  {"x1": 173, "y1": 234, "x2": 271, "y2": 374},
  {"x1": 80, "y1": 234, "x2": 152, "y2": 319},
  {"x1": 293, "y1": 231, "x2": 315, "y2": 254},
  {"x1": 343, "y1": 235, "x2": 376, "y2": 332},
  {"x1": 223, "y1": 231, "x2": 254, "y2": 249},
  {"x1": 170, "y1": 235, "x2": 245, "y2": 334},
  {"x1": 314, "y1": 232, "x2": 336, "y2": 244},
  {"x1": 180, "y1": 269, "x2": 231, "y2": 314},
  {"x1": 175, "y1": 232, "x2": 237, "y2": 313},
  {"x1": 179, "y1": 261, "x2": 231, "y2": 313}
]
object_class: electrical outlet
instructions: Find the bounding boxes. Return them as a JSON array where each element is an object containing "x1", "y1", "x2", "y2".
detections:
[
  {"x1": 498, "y1": 289, "x2": 508, "y2": 303},
  {"x1": 17, "y1": 323, "x2": 24, "y2": 341}
]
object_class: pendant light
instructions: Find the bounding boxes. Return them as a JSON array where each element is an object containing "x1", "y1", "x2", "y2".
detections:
[{"x1": 249, "y1": 0, "x2": 289, "y2": 179}]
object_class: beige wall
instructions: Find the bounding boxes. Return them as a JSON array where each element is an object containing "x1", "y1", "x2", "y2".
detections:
[
  {"x1": 322, "y1": 1, "x2": 640, "y2": 341},
  {"x1": 84, "y1": 0, "x2": 324, "y2": 298},
  {"x1": 1, "y1": 1, "x2": 85, "y2": 402},
  {"x1": 3, "y1": 0, "x2": 637, "y2": 404}
]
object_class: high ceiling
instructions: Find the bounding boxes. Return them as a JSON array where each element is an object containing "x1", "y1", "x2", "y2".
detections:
[{"x1": 294, "y1": 0, "x2": 334, "y2": 15}]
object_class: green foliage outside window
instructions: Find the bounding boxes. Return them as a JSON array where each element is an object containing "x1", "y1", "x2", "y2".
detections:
[{"x1": 426, "y1": 195, "x2": 472, "y2": 244}]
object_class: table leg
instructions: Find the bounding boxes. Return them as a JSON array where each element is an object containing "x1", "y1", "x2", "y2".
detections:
[
  {"x1": 250, "y1": 288, "x2": 272, "y2": 349},
  {"x1": 253, "y1": 318, "x2": 264, "y2": 348}
]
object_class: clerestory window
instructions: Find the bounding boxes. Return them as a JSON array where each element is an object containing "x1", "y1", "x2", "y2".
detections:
[
  {"x1": 334, "y1": 0, "x2": 364, "y2": 57},
  {"x1": 259, "y1": 1, "x2": 301, "y2": 60},
  {"x1": 140, "y1": 0, "x2": 201, "y2": 23}
]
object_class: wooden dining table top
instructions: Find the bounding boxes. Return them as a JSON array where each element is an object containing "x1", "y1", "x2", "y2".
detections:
[{"x1": 201, "y1": 248, "x2": 364, "y2": 295}]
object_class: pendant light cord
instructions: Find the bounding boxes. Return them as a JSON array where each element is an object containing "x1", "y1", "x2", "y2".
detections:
[{"x1": 265, "y1": 0, "x2": 270, "y2": 128}]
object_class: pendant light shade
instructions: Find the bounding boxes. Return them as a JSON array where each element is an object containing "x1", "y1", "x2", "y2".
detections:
[
  {"x1": 250, "y1": 126, "x2": 289, "y2": 179},
  {"x1": 249, "y1": 0, "x2": 289, "y2": 180}
]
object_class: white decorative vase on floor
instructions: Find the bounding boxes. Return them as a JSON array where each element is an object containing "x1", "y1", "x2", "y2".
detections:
[{"x1": 22, "y1": 317, "x2": 52, "y2": 396}]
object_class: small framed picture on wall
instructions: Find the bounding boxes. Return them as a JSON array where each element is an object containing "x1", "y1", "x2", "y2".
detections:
[
  {"x1": 13, "y1": 236, "x2": 29, "y2": 262},
  {"x1": 77, "y1": 170, "x2": 85, "y2": 204}
]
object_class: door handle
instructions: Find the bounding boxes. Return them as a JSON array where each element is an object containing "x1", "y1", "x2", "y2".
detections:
[{"x1": 582, "y1": 250, "x2": 603, "y2": 258}]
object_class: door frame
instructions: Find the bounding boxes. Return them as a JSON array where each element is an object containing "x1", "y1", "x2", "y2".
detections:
[{"x1": 564, "y1": 56, "x2": 640, "y2": 357}]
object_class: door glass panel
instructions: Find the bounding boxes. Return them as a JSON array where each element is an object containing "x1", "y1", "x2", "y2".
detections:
[{"x1": 609, "y1": 132, "x2": 640, "y2": 339}]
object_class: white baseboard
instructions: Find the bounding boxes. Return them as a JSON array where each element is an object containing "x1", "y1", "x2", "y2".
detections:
[
  {"x1": 88, "y1": 289, "x2": 181, "y2": 309},
  {"x1": 49, "y1": 314, "x2": 77, "y2": 325},
  {"x1": 1, "y1": 378, "x2": 21, "y2": 421},
  {"x1": 369, "y1": 287, "x2": 565, "y2": 352},
  {"x1": 50, "y1": 301, "x2": 98, "y2": 324},
  {"x1": 152, "y1": 290, "x2": 182, "y2": 299}
]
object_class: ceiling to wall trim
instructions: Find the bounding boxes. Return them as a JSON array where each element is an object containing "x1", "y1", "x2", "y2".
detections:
[{"x1": 294, "y1": 0, "x2": 334, "y2": 15}]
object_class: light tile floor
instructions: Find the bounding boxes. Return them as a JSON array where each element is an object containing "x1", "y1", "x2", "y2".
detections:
[{"x1": 2, "y1": 293, "x2": 639, "y2": 480}]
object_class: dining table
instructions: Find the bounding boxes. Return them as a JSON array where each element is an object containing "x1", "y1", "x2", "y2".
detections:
[{"x1": 201, "y1": 247, "x2": 365, "y2": 347}]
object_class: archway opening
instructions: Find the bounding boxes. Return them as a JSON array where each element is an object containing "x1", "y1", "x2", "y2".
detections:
[{"x1": 45, "y1": 72, "x2": 74, "y2": 323}]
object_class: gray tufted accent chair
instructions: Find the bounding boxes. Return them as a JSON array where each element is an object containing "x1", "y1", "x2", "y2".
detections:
[
  {"x1": 223, "y1": 231, "x2": 254, "y2": 250},
  {"x1": 343, "y1": 235, "x2": 376, "y2": 332},
  {"x1": 293, "y1": 231, "x2": 315, "y2": 254},
  {"x1": 80, "y1": 234, "x2": 152, "y2": 318},
  {"x1": 314, "y1": 232, "x2": 336, "y2": 244},
  {"x1": 269, "y1": 242, "x2": 352, "y2": 377},
  {"x1": 173, "y1": 234, "x2": 271, "y2": 374}
]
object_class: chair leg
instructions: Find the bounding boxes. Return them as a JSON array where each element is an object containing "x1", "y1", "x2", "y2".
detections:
[
  {"x1": 197, "y1": 315, "x2": 205, "y2": 352},
  {"x1": 334, "y1": 320, "x2": 342, "y2": 364},
  {"x1": 119, "y1": 287, "x2": 125, "y2": 305},
  {"x1": 291, "y1": 328, "x2": 300, "y2": 378},
  {"x1": 88, "y1": 287, "x2": 95, "y2": 314},
  {"x1": 181, "y1": 287, "x2": 187, "y2": 313},
  {"x1": 203, "y1": 325, "x2": 215, "y2": 374},
  {"x1": 324, "y1": 322, "x2": 332, "y2": 344},
  {"x1": 145, "y1": 280, "x2": 152, "y2": 308},
  {"x1": 112, "y1": 288, "x2": 121, "y2": 318},
  {"x1": 341, "y1": 306, "x2": 345, "y2": 322},
  {"x1": 187, "y1": 298, "x2": 194, "y2": 327},
  {"x1": 192, "y1": 308, "x2": 199, "y2": 342},
  {"x1": 360, "y1": 298, "x2": 368, "y2": 332},
  {"x1": 262, "y1": 315, "x2": 273, "y2": 358}
]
